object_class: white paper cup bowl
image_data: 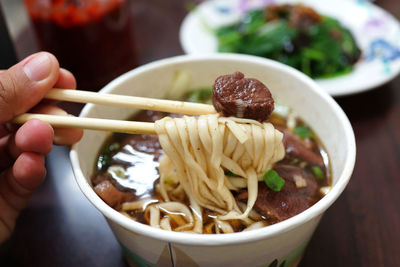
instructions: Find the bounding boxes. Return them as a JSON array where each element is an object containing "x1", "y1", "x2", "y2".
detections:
[{"x1": 70, "y1": 54, "x2": 355, "y2": 267}]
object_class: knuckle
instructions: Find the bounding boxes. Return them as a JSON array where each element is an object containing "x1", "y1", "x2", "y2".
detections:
[
  {"x1": 0, "y1": 78, "x2": 7, "y2": 102},
  {"x1": 0, "y1": 73, "x2": 17, "y2": 120}
]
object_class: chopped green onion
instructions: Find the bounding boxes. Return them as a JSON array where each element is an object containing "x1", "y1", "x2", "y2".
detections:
[
  {"x1": 105, "y1": 142, "x2": 120, "y2": 153},
  {"x1": 164, "y1": 176, "x2": 176, "y2": 186},
  {"x1": 97, "y1": 142, "x2": 120, "y2": 170},
  {"x1": 108, "y1": 165, "x2": 128, "y2": 179},
  {"x1": 294, "y1": 125, "x2": 314, "y2": 139},
  {"x1": 97, "y1": 154, "x2": 110, "y2": 170},
  {"x1": 167, "y1": 71, "x2": 192, "y2": 100},
  {"x1": 186, "y1": 88, "x2": 212, "y2": 104},
  {"x1": 311, "y1": 166, "x2": 325, "y2": 180},
  {"x1": 225, "y1": 170, "x2": 238, "y2": 177},
  {"x1": 263, "y1": 170, "x2": 285, "y2": 192}
]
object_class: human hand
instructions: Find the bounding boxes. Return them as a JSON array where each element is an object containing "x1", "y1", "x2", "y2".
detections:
[{"x1": 0, "y1": 52, "x2": 83, "y2": 243}]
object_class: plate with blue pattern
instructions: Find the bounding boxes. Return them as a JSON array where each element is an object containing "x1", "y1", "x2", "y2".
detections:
[{"x1": 180, "y1": 0, "x2": 400, "y2": 97}]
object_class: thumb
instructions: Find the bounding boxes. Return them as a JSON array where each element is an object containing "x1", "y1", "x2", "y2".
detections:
[{"x1": 0, "y1": 52, "x2": 60, "y2": 124}]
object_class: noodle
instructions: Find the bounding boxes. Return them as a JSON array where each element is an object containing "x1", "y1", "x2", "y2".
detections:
[{"x1": 148, "y1": 114, "x2": 285, "y2": 232}]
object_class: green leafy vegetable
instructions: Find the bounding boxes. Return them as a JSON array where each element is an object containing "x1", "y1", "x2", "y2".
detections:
[
  {"x1": 97, "y1": 142, "x2": 120, "y2": 170},
  {"x1": 294, "y1": 125, "x2": 313, "y2": 139},
  {"x1": 311, "y1": 166, "x2": 325, "y2": 180},
  {"x1": 215, "y1": 7, "x2": 361, "y2": 78},
  {"x1": 263, "y1": 170, "x2": 285, "y2": 192},
  {"x1": 106, "y1": 142, "x2": 120, "y2": 153}
]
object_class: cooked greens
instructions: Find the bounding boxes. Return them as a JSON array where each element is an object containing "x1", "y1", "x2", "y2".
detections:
[
  {"x1": 97, "y1": 142, "x2": 120, "y2": 171},
  {"x1": 216, "y1": 6, "x2": 361, "y2": 78},
  {"x1": 294, "y1": 125, "x2": 314, "y2": 139},
  {"x1": 311, "y1": 166, "x2": 325, "y2": 180},
  {"x1": 263, "y1": 169, "x2": 285, "y2": 192}
]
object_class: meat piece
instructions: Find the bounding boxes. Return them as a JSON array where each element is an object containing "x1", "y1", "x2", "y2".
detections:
[
  {"x1": 92, "y1": 173, "x2": 110, "y2": 186},
  {"x1": 94, "y1": 180, "x2": 128, "y2": 208},
  {"x1": 274, "y1": 164, "x2": 318, "y2": 195},
  {"x1": 212, "y1": 72, "x2": 274, "y2": 122},
  {"x1": 265, "y1": 4, "x2": 294, "y2": 22},
  {"x1": 120, "y1": 133, "x2": 163, "y2": 161},
  {"x1": 278, "y1": 127, "x2": 324, "y2": 167},
  {"x1": 265, "y1": 4, "x2": 321, "y2": 29},
  {"x1": 289, "y1": 4, "x2": 321, "y2": 29},
  {"x1": 117, "y1": 111, "x2": 164, "y2": 161},
  {"x1": 236, "y1": 165, "x2": 319, "y2": 223}
]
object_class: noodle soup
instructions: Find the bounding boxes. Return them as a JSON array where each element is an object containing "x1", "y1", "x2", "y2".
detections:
[
  {"x1": 71, "y1": 54, "x2": 355, "y2": 266},
  {"x1": 91, "y1": 88, "x2": 330, "y2": 234}
]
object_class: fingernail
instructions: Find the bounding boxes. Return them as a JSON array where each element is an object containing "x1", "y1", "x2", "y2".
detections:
[{"x1": 23, "y1": 53, "x2": 52, "y2": 82}]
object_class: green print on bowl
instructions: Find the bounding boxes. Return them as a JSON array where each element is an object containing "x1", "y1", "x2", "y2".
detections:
[{"x1": 119, "y1": 241, "x2": 158, "y2": 267}]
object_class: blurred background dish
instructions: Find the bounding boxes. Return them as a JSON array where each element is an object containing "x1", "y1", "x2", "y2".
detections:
[
  {"x1": 23, "y1": 0, "x2": 137, "y2": 91},
  {"x1": 180, "y1": 0, "x2": 400, "y2": 97}
]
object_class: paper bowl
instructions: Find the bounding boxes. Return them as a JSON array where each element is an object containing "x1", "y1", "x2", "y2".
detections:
[{"x1": 70, "y1": 54, "x2": 355, "y2": 267}]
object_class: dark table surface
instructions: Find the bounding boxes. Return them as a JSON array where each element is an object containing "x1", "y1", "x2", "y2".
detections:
[{"x1": 1, "y1": 0, "x2": 400, "y2": 266}]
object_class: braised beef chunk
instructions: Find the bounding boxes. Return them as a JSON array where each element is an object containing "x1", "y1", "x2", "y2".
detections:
[
  {"x1": 92, "y1": 173, "x2": 112, "y2": 187},
  {"x1": 278, "y1": 127, "x2": 324, "y2": 167},
  {"x1": 265, "y1": 4, "x2": 321, "y2": 29},
  {"x1": 120, "y1": 133, "x2": 163, "y2": 161},
  {"x1": 212, "y1": 72, "x2": 274, "y2": 122},
  {"x1": 116, "y1": 111, "x2": 164, "y2": 162},
  {"x1": 236, "y1": 165, "x2": 319, "y2": 223},
  {"x1": 94, "y1": 180, "x2": 132, "y2": 208}
]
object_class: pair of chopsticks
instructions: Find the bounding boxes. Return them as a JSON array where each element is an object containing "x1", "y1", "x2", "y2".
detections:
[{"x1": 12, "y1": 89, "x2": 216, "y2": 135}]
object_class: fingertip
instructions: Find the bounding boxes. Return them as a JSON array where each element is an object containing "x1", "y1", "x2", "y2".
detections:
[
  {"x1": 53, "y1": 128, "x2": 83, "y2": 145},
  {"x1": 28, "y1": 105, "x2": 83, "y2": 145},
  {"x1": 15, "y1": 119, "x2": 54, "y2": 155},
  {"x1": 37, "y1": 51, "x2": 59, "y2": 71},
  {"x1": 13, "y1": 152, "x2": 46, "y2": 191},
  {"x1": 41, "y1": 52, "x2": 60, "y2": 86},
  {"x1": 56, "y1": 68, "x2": 77, "y2": 89}
]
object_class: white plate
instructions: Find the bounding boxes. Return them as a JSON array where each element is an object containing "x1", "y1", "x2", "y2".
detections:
[{"x1": 180, "y1": 0, "x2": 400, "y2": 97}]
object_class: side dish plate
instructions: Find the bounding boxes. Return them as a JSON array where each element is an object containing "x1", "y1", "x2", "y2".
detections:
[{"x1": 180, "y1": 0, "x2": 400, "y2": 97}]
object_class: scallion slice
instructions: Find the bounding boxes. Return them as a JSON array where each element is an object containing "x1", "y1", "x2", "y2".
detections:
[
  {"x1": 294, "y1": 125, "x2": 313, "y2": 139},
  {"x1": 311, "y1": 166, "x2": 325, "y2": 180},
  {"x1": 263, "y1": 170, "x2": 285, "y2": 192},
  {"x1": 225, "y1": 170, "x2": 238, "y2": 177}
]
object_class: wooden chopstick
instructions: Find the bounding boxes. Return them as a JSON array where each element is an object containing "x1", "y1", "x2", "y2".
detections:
[
  {"x1": 45, "y1": 89, "x2": 216, "y2": 115},
  {"x1": 12, "y1": 89, "x2": 218, "y2": 134},
  {"x1": 12, "y1": 113, "x2": 156, "y2": 135}
]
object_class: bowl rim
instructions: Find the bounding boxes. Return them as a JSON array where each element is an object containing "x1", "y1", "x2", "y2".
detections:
[{"x1": 70, "y1": 53, "x2": 356, "y2": 246}]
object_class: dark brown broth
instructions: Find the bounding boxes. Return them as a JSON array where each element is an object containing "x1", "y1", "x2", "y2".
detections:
[{"x1": 92, "y1": 109, "x2": 330, "y2": 233}]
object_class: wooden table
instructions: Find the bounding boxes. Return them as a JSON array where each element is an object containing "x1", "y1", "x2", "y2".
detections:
[{"x1": 1, "y1": 0, "x2": 399, "y2": 266}]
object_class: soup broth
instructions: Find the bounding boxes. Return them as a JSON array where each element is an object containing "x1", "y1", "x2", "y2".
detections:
[{"x1": 91, "y1": 89, "x2": 330, "y2": 233}]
